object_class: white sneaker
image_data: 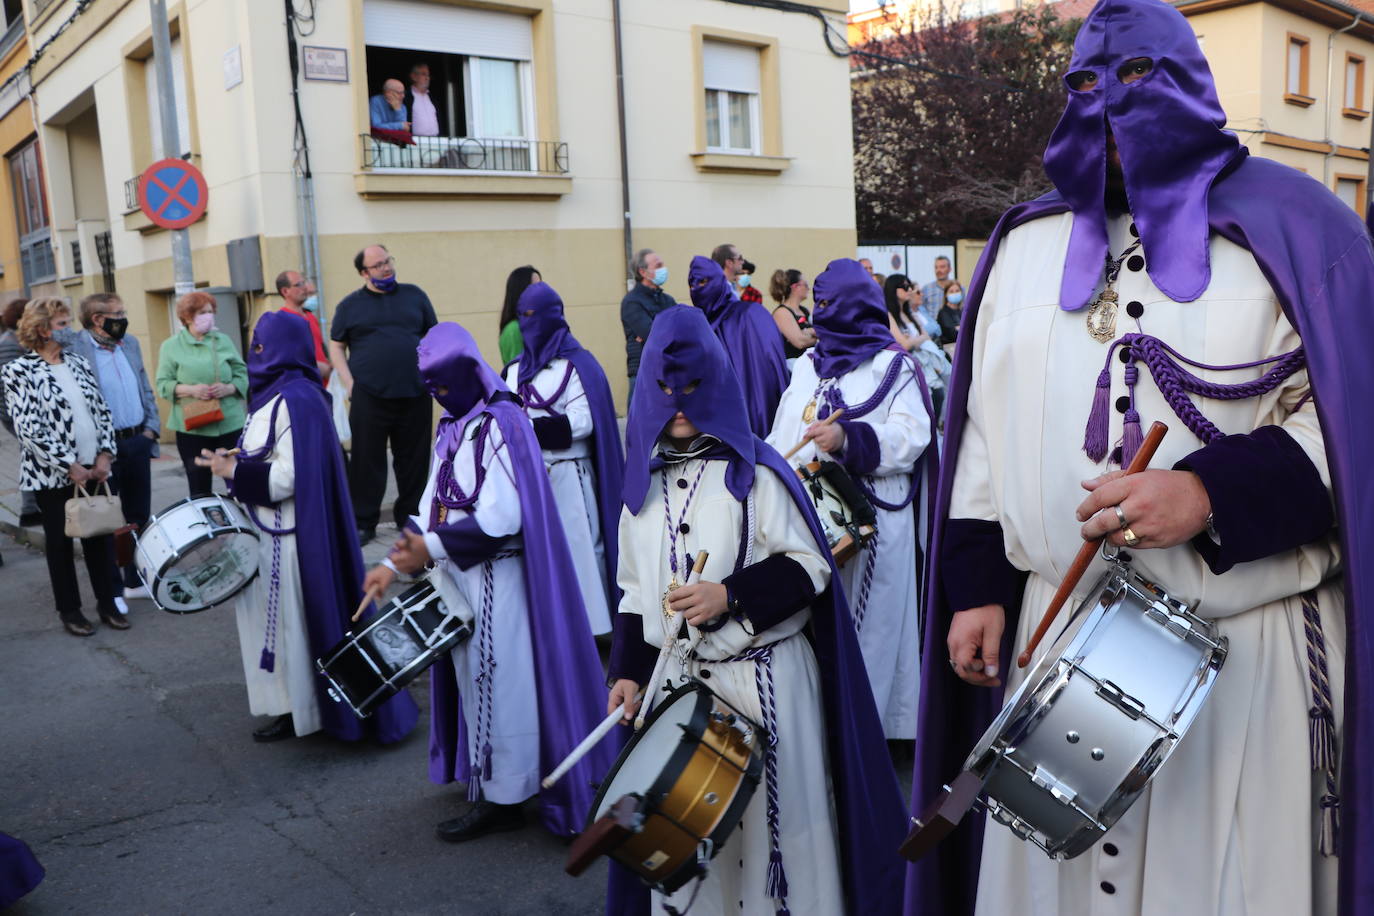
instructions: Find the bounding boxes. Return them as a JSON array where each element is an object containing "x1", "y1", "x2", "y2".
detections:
[
  {"x1": 114, "y1": 596, "x2": 130, "y2": 616},
  {"x1": 123, "y1": 585, "x2": 151, "y2": 601}
]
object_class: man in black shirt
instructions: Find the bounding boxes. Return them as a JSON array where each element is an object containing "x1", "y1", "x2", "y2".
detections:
[
  {"x1": 328, "y1": 244, "x2": 437, "y2": 543},
  {"x1": 619, "y1": 247, "x2": 674, "y2": 408}
]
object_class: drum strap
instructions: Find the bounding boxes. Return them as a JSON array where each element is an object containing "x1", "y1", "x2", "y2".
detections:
[
  {"x1": 1301, "y1": 590, "x2": 1341, "y2": 856},
  {"x1": 469, "y1": 548, "x2": 521, "y2": 801},
  {"x1": 260, "y1": 507, "x2": 284, "y2": 673}
]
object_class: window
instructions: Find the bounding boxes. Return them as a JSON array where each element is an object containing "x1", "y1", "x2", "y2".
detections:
[
  {"x1": 1345, "y1": 53, "x2": 1367, "y2": 118},
  {"x1": 703, "y1": 40, "x2": 761, "y2": 155},
  {"x1": 145, "y1": 35, "x2": 191, "y2": 158},
  {"x1": 1286, "y1": 33, "x2": 1312, "y2": 106},
  {"x1": 1335, "y1": 175, "x2": 1366, "y2": 218},
  {"x1": 8, "y1": 138, "x2": 54, "y2": 285}
]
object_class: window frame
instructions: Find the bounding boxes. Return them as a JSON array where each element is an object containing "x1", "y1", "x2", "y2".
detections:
[
  {"x1": 8, "y1": 136, "x2": 55, "y2": 286},
  {"x1": 704, "y1": 87, "x2": 761, "y2": 156},
  {"x1": 1343, "y1": 52, "x2": 1368, "y2": 120},
  {"x1": 691, "y1": 27, "x2": 787, "y2": 174},
  {"x1": 1285, "y1": 32, "x2": 1313, "y2": 107},
  {"x1": 1335, "y1": 173, "x2": 1367, "y2": 219}
]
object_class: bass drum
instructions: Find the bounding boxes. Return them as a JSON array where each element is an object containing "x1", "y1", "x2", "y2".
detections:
[{"x1": 135, "y1": 495, "x2": 260, "y2": 613}]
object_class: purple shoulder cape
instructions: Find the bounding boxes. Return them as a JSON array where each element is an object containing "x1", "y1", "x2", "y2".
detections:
[
  {"x1": 905, "y1": 155, "x2": 1374, "y2": 915},
  {"x1": 427, "y1": 398, "x2": 615, "y2": 837},
  {"x1": 564, "y1": 346, "x2": 625, "y2": 609}
]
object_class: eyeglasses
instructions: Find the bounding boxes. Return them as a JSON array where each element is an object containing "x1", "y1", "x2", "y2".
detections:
[{"x1": 365, "y1": 256, "x2": 396, "y2": 271}]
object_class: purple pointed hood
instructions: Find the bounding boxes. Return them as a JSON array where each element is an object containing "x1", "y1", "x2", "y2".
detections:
[
  {"x1": 515, "y1": 281, "x2": 581, "y2": 385},
  {"x1": 418, "y1": 322, "x2": 507, "y2": 424},
  {"x1": 247, "y1": 311, "x2": 321, "y2": 413},
  {"x1": 687, "y1": 255, "x2": 735, "y2": 325},
  {"x1": 1043, "y1": 0, "x2": 1245, "y2": 312},
  {"x1": 810, "y1": 258, "x2": 904, "y2": 379},
  {"x1": 622, "y1": 305, "x2": 757, "y2": 514}
]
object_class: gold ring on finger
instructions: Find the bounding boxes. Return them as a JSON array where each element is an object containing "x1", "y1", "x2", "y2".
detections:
[{"x1": 1122, "y1": 527, "x2": 1140, "y2": 548}]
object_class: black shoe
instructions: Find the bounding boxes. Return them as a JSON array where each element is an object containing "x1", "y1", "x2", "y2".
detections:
[
  {"x1": 99, "y1": 607, "x2": 131, "y2": 630},
  {"x1": 435, "y1": 801, "x2": 524, "y2": 843},
  {"x1": 59, "y1": 611, "x2": 95, "y2": 637},
  {"x1": 18, "y1": 512, "x2": 40, "y2": 527},
  {"x1": 357, "y1": 527, "x2": 376, "y2": 545},
  {"x1": 252, "y1": 714, "x2": 295, "y2": 743}
]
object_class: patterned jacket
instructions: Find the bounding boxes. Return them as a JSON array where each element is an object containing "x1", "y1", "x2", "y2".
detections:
[{"x1": 0, "y1": 351, "x2": 116, "y2": 490}]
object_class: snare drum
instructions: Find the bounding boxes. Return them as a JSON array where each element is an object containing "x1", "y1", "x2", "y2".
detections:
[
  {"x1": 797, "y1": 460, "x2": 877, "y2": 565},
  {"x1": 965, "y1": 559, "x2": 1227, "y2": 859},
  {"x1": 578, "y1": 680, "x2": 764, "y2": 893},
  {"x1": 135, "y1": 495, "x2": 260, "y2": 613},
  {"x1": 316, "y1": 577, "x2": 472, "y2": 718}
]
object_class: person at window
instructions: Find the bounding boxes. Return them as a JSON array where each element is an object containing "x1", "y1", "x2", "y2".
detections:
[
  {"x1": 404, "y1": 62, "x2": 442, "y2": 138},
  {"x1": 274, "y1": 270, "x2": 329, "y2": 384},
  {"x1": 737, "y1": 258, "x2": 763, "y2": 303},
  {"x1": 619, "y1": 247, "x2": 674, "y2": 409},
  {"x1": 497, "y1": 265, "x2": 541, "y2": 365},
  {"x1": 920, "y1": 254, "x2": 957, "y2": 326},
  {"x1": 328, "y1": 244, "x2": 437, "y2": 545},
  {"x1": 710, "y1": 242, "x2": 746, "y2": 300},
  {"x1": 938, "y1": 279, "x2": 965, "y2": 346},
  {"x1": 0, "y1": 297, "x2": 40, "y2": 527},
  {"x1": 1, "y1": 299, "x2": 126, "y2": 637},
  {"x1": 155, "y1": 291, "x2": 248, "y2": 499},
  {"x1": 769, "y1": 267, "x2": 817, "y2": 361},
  {"x1": 369, "y1": 78, "x2": 409, "y2": 132},
  {"x1": 885, "y1": 274, "x2": 949, "y2": 420},
  {"x1": 70, "y1": 293, "x2": 161, "y2": 601}
]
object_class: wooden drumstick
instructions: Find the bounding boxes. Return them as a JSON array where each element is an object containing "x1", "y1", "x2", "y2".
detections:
[
  {"x1": 782, "y1": 408, "x2": 846, "y2": 461},
  {"x1": 635, "y1": 550, "x2": 709, "y2": 730},
  {"x1": 351, "y1": 582, "x2": 383, "y2": 623},
  {"x1": 542, "y1": 691, "x2": 644, "y2": 790},
  {"x1": 1016, "y1": 421, "x2": 1168, "y2": 669}
]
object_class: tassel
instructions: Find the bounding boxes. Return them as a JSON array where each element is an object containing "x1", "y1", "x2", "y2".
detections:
[
  {"x1": 766, "y1": 848, "x2": 789, "y2": 900},
  {"x1": 467, "y1": 764, "x2": 481, "y2": 802},
  {"x1": 482, "y1": 742, "x2": 494, "y2": 781},
  {"x1": 1310, "y1": 707, "x2": 1335, "y2": 772},
  {"x1": 259, "y1": 648, "x2": 275, "y2": 673},
  {"x1": 1083, "y1": 366, "x2": 1113, "y2": 462},
  {"x1": 1120, "y1": 409, "x2": 1143, "y2": 467},
  {"x1": 1318, "y1": 794, "x2": 1341, "y2": 857}
]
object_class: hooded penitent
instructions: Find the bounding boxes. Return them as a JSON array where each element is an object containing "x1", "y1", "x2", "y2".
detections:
[
  {"x1": 611, "y1": 305, "x2": 909, "y2": 916},
  {"x1": 231, "y1": 312, "x2": 419, "y2": 744},
  {"x1": 514, "y1": 282, "x2": 626, "y2": 608},
  {"x1": 687, "y1": 255, "x2": 788, "y2": 437},
  {"x1": 416, "y1": 321, "x2": 614, "y2": 837},
  {"x1": 906, "y1": 1, "x2": 1374, "y2": 914},
  {"x1": 808, "y1": 257, "x2": 905, "y2": 380}
]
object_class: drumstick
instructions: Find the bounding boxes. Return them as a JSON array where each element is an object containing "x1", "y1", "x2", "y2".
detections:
[
  {"x1": 634, "y1": 550, "x2": 709, "y2": 730},
  {"x1": 1016, "y1": 421, "x2": 1168, "y2": 669},
  {"x1": 782, "y1": 408, "x2": 846, "y2": 461},
  {"x1": 542, "y1": 691, "x2": 644, "y2": 790},
  {"x1": 351, "y1": 582, "x2": 383, "y2": 623}
]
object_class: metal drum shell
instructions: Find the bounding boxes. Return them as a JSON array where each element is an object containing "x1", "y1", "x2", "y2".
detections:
[{"x1": 134, "y1": 495, "x2": 260, "y2": 614}]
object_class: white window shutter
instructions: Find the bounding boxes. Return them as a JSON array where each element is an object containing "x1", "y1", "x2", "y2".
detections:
[
  {"x1": 364, "y1": 0, "x2": 532, "y2": 60},
  {"x1": 703, "y1": 40, "x2": 760, "y2": 95}
]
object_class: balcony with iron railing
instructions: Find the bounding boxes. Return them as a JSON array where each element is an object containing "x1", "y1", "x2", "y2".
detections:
[{"x1": 356, "y1": 134, "x2": 572, "y2": 200}]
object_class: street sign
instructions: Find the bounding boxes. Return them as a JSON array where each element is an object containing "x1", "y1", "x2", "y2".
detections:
[{"x1": 137, "y1": 158, "x2": 208, "y2": 230}]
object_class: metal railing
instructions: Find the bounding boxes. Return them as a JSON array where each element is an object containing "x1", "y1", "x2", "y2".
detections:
[
  {"x1": 94, "y1": 230, "x2": 114, "y2": 292},
  {"x1": 69, "y1": 239, "x2": 82, "y2": 276},
  {"x1": 19, "y1": 229, "x2": 55, "y2": 286},
  {"x1": 123, "y1": 176, "x2": 139, "y2": 212},
  {"x1": 360, "y1": 135, "x2": 569, "y2": 174}
]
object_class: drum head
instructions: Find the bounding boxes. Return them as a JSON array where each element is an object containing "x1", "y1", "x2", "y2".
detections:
[
  {"x1": 138, "y1": 496, "x2": 261, "y2": 613},
  {"x1": 590, "y1": 681, "x2": 710, "y2": 825}
]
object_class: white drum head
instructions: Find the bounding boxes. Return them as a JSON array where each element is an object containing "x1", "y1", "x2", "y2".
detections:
[
  {"x1": 593, "y1": 685, "x2": 702, "y2": 822},
  {"x1": 136, "y1": 496, "x2": 261, "y2": 613}
]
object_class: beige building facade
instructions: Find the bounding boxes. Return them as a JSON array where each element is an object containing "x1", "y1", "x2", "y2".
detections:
[{"x1": 22, "y1": 0, "x2": 855, "y2": 414}]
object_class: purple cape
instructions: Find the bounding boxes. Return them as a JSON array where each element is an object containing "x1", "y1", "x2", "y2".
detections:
[
  {"x1": 809, "y1": 257, "x2": 906, "y2": 379},
  {"x1": 232, "y1": 312, "x2": 418, "y2": 744},
  {"x1": 514, "y1": 282, "x2": 626, "y2": 609},
  {"x1": 905, "y1": 158, "x2": 1374, "y2": 916},
  {"x1": 418, "y1": 322, "x2": 614, "y2": 837},
  {"x1": 0, "y1": 832, "x2": 43, "y2": 908},
  {"x1": 612, "y1": 306, "x2": 909, "y2": 915},
  {"x1": 687, "y1": 255, "x2": 788, "y2": 436}
]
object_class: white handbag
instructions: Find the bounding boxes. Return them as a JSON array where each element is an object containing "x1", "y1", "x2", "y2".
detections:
[{"x1": 63, "y1": 481, "x2": 124, "y2": 539}]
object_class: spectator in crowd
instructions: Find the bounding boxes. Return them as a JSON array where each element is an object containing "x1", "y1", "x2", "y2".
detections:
[
  {"x1": 938, "y1": 278, "x2": 966, "y2": 346},
  {"x1": 737, "y1": 259, "x2": 763, "y2": 303},
  {"x1": 769, "y1": 267, "x2": 816, "y2": 361},
  {"x1": 884, "y1": 273, "x2": 949, "y2": 419},
  {"x1": 404, "y1": 62, "x2": 442, "y2": 137},
  {"x1": 497, "y1": 265, "x2": 541, "y2": 365},
  {"x1": 369, "y1": 78, "x2": 408, "y2": 131},
  {"x1": 156, "y1": 292, "x2": 248, "y2": 498},
  {"x1": 71, "y1": 293, "x2": 161, "y2": 600},
  {"x1": 275, "y1": 270, "x2": 329, "y2": 384},
  {"x1": 858, "y1": 257, "x2": 876, "y2": 281},
  {"x1": 710, "y1": 242, "x2": 746, "y2": 299},
  {"x1": 1, "y1": 299, "x2": 126, "y2": 636},
  {"x1": 874, "y1": 272, "x2": 887, "y2": 288},
  {"x1": 920, "y1": 254, "x2": 956, "y2": 325},
  {"x1": 328, "y1": 244, "x2": 437, "y2": 544},
  {"x1": 0, "y1": 297, "x2": 39, "y2": 527},
  {"x1": 619, "y1": 247, "x2": 674, "y2": 409}
]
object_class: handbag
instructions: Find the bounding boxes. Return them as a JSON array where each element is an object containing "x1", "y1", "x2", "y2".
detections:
[
  {"x1": 180, "y1": 335, "x2": 225, "y2": 430},
  {"x1": 64, "y1": 481, "x2": 125, "y2": 539}
]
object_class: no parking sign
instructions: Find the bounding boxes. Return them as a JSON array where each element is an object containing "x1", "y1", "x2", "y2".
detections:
[{"x1": 137, "y1": 158, "x2": 208, "y2": 230}]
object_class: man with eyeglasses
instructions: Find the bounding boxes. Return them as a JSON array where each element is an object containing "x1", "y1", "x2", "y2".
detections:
[
  {"x1": 72, "y1": 292, "x2": 161, "y2": 602},
  {"x1": 273, "y1": 270, "x2": 329, "y2": 384},
  {"x1": 710, "y1": 242, "x2": 746, "y2": 300},
  {"x1": 329, "y1": 244, "x2": 437, "y2": 544}
]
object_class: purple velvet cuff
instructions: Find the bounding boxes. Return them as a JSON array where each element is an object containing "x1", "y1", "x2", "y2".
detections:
[
  {"x1": 837, "y1": 420, "x2": 880, "y2": 476},
  {"x1": 608, "y1": 612, "x2": 658, "y2": 687},
  {"x1": 1173, "y1": 425, "x2": 1333, "y2": 575},
  {"x1": 532, "y1": 414, "x2": 573, "y2": 451},
  {"x1": 722, "y1": 554, "x2": 816, "y2": 633},
  {"x1": 405, "y1": 518, "x2": 423, "y2": 536},
  {"x1": 434, "y1": 515, "x2": 511, "y2": 571},
  {"x1": 230, "y1": 459, "x2": 275, "y2": 507},
  {"x1": 941, "y1": 518, "x2": 1021, "y2": 613}
]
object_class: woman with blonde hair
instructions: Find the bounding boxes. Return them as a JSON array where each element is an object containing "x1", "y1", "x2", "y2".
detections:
[
  {"x1": 0, "y1": 298, "x2": 126, "y2": 636},
  {"x1": 769, "y1": 267, "x2": 817, "y2": 362},
  {"x1": 155, "y1": 291, "x2": 247, "y2": 497}
]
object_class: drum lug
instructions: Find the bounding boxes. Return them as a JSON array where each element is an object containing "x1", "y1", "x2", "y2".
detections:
[
  {"x1": 1095, "y1": 679, "x2": 1147, "y2": 720},
  {"x1": 327, "y1": 686, "x2": 341, "y2": 703},
  {"x1": 1030, "y1": 764, "x2": 1078, "y2": 807}
]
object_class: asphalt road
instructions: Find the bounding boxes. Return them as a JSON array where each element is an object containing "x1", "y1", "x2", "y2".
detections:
[{"x1": 0, "y1": 532, "x2": 609, "y2": 915}]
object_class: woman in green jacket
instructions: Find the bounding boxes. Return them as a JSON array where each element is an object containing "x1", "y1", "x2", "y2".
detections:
[{"x1": 155, "y1": 291, "x2": 248, "y2": 497}]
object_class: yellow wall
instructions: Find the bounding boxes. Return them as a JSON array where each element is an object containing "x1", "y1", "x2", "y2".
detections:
[{"x1": 0, "y1": 34, "x2": 31, "y2": 303}]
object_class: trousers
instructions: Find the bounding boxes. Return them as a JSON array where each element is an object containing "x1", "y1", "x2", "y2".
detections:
[{"x1": 347, "y1": 389, "x2": 432, "y2": 531}]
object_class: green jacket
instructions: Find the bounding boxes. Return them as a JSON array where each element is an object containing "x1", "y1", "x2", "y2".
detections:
[
  {"x1": 499, "y1": 320, "x2": 524, "y2": 366},
  {"x1": 155, "y1": 328, "x2": 248, "y2": 435}
]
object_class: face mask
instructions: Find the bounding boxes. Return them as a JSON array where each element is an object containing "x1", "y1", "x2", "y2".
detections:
[
  {"x1": 372, "y1": 275, "x2": 398, "y2": 293},
  {"x1": 302, "y1": 295, "x2": 319, "y2": 312},
  {"x1": 101, "y1": 317, "x2": 129, "y2": 341},
  {"x1": 651, "y1": 266, "x2": 669, "y2": 287},
  {"x1": 52, "y1": 327, "x2": 79, "y2": 348},
  {"x1": 946, "y1": 292, "x2": 964, "y2": 305},
  {"x1": 737, "y1": 274, "x2": 752, "y2": 288},
  {"x1": 192, "y1": 312, "x2": 216, "y2": 334}
]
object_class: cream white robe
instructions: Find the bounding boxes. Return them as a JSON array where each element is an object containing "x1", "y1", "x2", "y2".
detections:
[
  {"x1": 957, "y1": 212, "x2": 1342, "y2": 916},
  {"x1": 767, "y1": 349, "x2": 931, "y2": 738},
  {"x1": 503, "y1": 359, "x2": 611, "y2": 635},
  {"x1": 616, "y1": 457, "x2": 844, "y2": 916},
  {"x1": 233, "y1": 394, "x2": 322, "y2": 737},
  {"x1": 413, "y1": 415, "x2": 540, "y2": 805}
]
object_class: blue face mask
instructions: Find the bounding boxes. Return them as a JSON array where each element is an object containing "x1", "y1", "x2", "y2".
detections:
[
  {"x1": 737, "y1": 274, "x2": 752, "y2": 289},
  {"x1": 946, "y1": 291, "x2": 964, "y2": 305},
  {"x1": 372, "y1": 275, "x2": 398, "y2": 293},
  {"x1": 302, "y1": 295, "x2": 319, "y2": 312},
  {"x1": 53, "y1": 327, "x2": 80, "y2": 348},
  {"x1": 651, "y1": 266, "x2": 669, "y2": 287}
]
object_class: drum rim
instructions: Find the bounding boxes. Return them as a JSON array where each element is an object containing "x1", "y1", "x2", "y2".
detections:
[{"x1": 139, "y1": 526, "x2": 261, "y2": 614}]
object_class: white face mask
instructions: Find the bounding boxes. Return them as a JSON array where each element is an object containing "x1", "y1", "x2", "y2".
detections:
[{"x1": 192, "y1": 312, "x2": 215, "y2": 334}]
